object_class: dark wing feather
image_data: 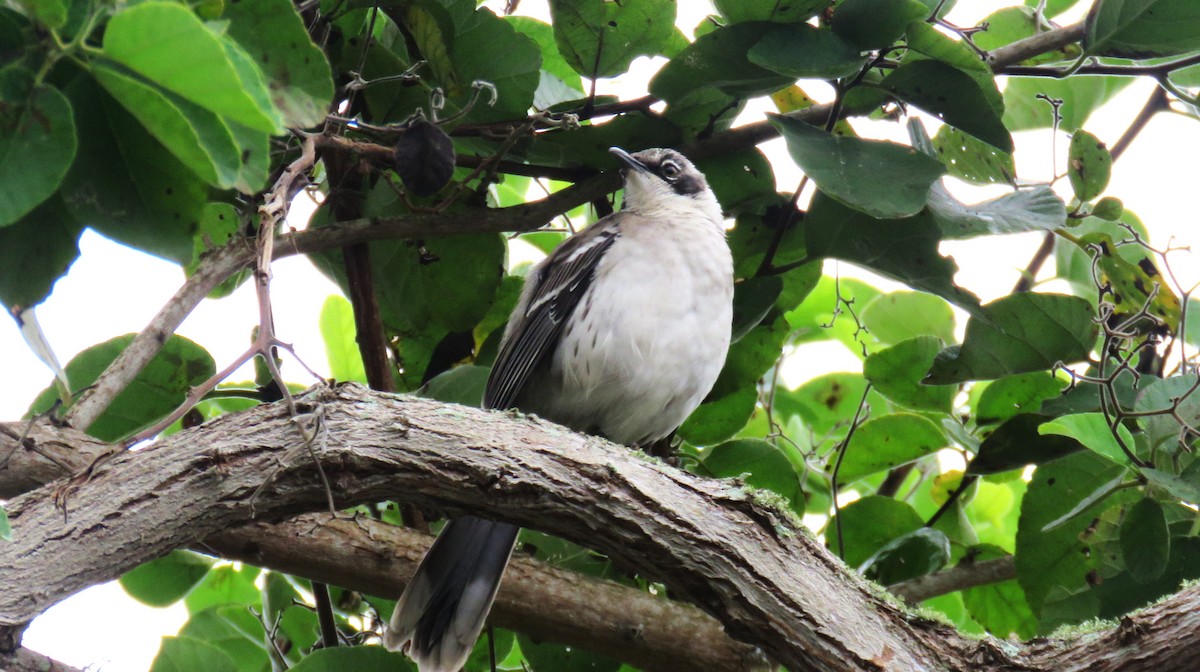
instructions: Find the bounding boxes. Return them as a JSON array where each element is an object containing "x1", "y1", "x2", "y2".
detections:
[{"x1": 483, "y1": 219, "x2": 621, "y2": 410}]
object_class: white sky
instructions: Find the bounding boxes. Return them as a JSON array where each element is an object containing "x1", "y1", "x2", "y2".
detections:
[{"x1": 8, "y1": 1, "x2": 1200, "y2": 669}]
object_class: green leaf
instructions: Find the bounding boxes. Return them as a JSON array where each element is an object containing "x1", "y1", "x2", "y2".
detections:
[
  {"x1": 14, "y1": 0, "x2": 66, "y2": 28},
  {"x1": 709, "y1": 315, "x2": 789, "y2": 398},
  {"x1": 829, "y1": 495, "x2": 924, "y2": 566},
  {"x1": 861, "y1": 291, "x2": 956, "y2": 345},
  {"x1": 103, "y1": 1, "x2": 284, "y2": 133},
  {"x1": 509, "y1": 17, "x2": 586, "y2": 110},
  {"x1": 1039, "y1": 413, "x2": 1136, "y2": 465},
  {"x1": 704, "y1": 438, "x2": 803, "y2": 510},
  {"x1": 289, "y1": 646, "x2": 415, "y2": 672},
  {"x1": 924, "y1": 293, "x2": 1098, "y2": 384},
  {"x1": 715, "y1": 0, "x2": 826, "y2": 23},
  {"x1": 731, "y1": 276, "x2": 782, "y2": 342},
  {"x1": 863, "y1": 337, "x2": 957, "y2": 412},
  {"x1": 0, "y1": 196, "x2": 81, "y2": 309},
  {"x1": 549, "y1": 0, "x2": 676, "y2": 78},
  {"x1": 960, "y1": 545, "x2": 1038, "y2": 638},
  {"x1": 0, "y1": 505, "x2": 10, "y2": 542},
  {"x1": 186, "y1": 203, "x2": 249, "y2": 299},
  {"x1": 931, "y1": 125, "x2": 1016, "y2": 185},
  {"x1": 929, "y1": 184, "x2": 1066, "y2": 240},
  {"x1": 319, "y1": 294, "x2": 368, "y2": 384},
  {"x1": 904, "y1": 21, "x2": 1003, "y2": 117},
  {"x1": 1067, "y1": 130, "x2": 1113, "y2": 202},
  {"x1": 650, "y1": 23, "x2": 794, "y2": 102},
  {"x1": 62, "y1": 77, "x2": 208, "y2": 264},
  {"x1": 975, "y1": 372, "x2": 1066, "y2": 425},
  {"x1": 804, "y1": 193, "x2": 982, "y2": 313},
  {"x1": 419, "y1": 365, "x2": 489, "y2": 407},
  {"x1": 518, "y1": 633, "x2": 621, "y2": 672},
  {"x1": 771, "y1": 114, "x2": 945, "y2": 219},
  {"x1": 0, "y1": 69, "x2": 75, "y2": 226},
  {"x1": 1015, "y1": 452, "x2": 1134, "y2": 623},
  {"x1": 1027, "y1": 0, "x2": 1086, "y2": 18},
  {"x1": 862, "y1": 527, "x2": 951, "y2": 584},
  {"x1": 151, "y1": 636, "x2": 240, "y2": 672},
  {"x1": 831, "y1": 0, "x2": 927, "y2": 50},
  {"x1": 1120, "y1": 497, "x2": 1170, "y2": 583},
  {"x1": 93, "y1": 62, "x2": 242, "y2": 190},
  {"x1": 835, "y1": 413, "x2": 948, "y2": 483},
  {"x1": 1086, "y1": 0, "x2": 1200, "y2": 57},
  {"x1": 696, "y1": 148, "x2": 778, "y2": 215},
  {"x1": 448, "y1": 7, "x2": 542, "y2": 123},
  {"x1": 747, "y1": 23, "x2": 866, "y2": 80},
  {"x1": 222, "y1": 0, "x2": 334, "y2": 128},
  {"x1": 878, "y1": 61, "x2": 1012, "y2": 152},
  {"x1": 1140, "y1": 468, "x2": 1200, "y2": 505},
  {"x1": 184, "y1": 564, "x2": 261, "y2": 614},
  {"x1": 1135, "y1": 374, "x2": 1200, "y2": 454},
  {"x1": 178, "y1": 606, "x2": 272, "y2": 672},
  {"x1": 28, "y1": 334, "x2": 216, "y2": 442},
  {"x1": 969, "y1": 414, "x2": 1084, "y2": 475},
  {"x1": 976, "y1": 7, "x2": 1081, "y2": 63},
  {"x1": 1003, "y1": 76, "x2": 1131, "y2": 132},
  {"x1": 678, "y1": 386, "x2": 757, "y2": 446},
  {"x1": 121, "y1": 551, "x2": 215, "y2": 607}
]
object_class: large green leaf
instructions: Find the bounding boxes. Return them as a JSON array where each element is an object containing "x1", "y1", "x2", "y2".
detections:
[
  {"x1": 103, "y1": 1, "x2": 284, "y2": 134},
  {"x1": 829, "y1": 495, "x2": 924, "y2": 566},
  {"x1": 0, "y1": 68, "x2": 75, "y2": 227},
  {"x1": 518, "y1": 633, "x2": 621, "y2": 672},
  {"x1": 178, "y1": 606, "x2": 272, "y2": 672},
  {"x1": 0, "y1": 196, "x2": 81, "y2": 309},
  {"x1": 448, "y1": 7, "x2": 542, "y2": 123},
  {"x1": 1120, "y1": 497, "x2": 1170, "y2": 583},
  {"x1": 678, "y1": 385, "x2": 758, "y2": 446},
  {"x1": 1015, "y1": 451, "x2": 1135, "y2": 625},
  {"x1": 772, "y1": 114, "x2": 945, "y2": 219},
  {"x1": 931, "y1": 125, "x2": 1015, "y2": 185},
  {"x1": 549, "y1": 0, "x2": 676, "y2": 78},
  {"x1": 1134, "y1": 374, "x2": 1200, "y2": 454},
  {"x1": 150, "y1": 636, "x2": 239, "y2": 672},
  {"x1": 715, "y1": 0, "x2": 826, "y2": 23},
  {"x1": 184, "y1": 564, "x2": 262, "y2": 614},
  {"x1": 222, "y1": 0, "x2": 335, "y2": 128},
  {"x1": 509, "y1": 17, "x2": 586, "y2": 110},
  {"x1": 968, "y1": 414, "x2": 1084, "y2": 475},
  {"x1": 14, "y1": 0, "x2": 66, "y2": 28},
  {"x1": 650, "y1": 23, "x2": 795, "y2": 102},
  {"x1": 419, "y1": 365, "x2": 489, "y2": 407},
  {"x1": 63, "y1": 77, "x2": 209, "y2": 264},
  {"x1": 960, "y1": 544, "x2": 1038, "y2": 638},
  {"x1": 863, "y1": 337, "x2": 957, "y2": 412},
  {"x1": 709, "y1": 315, "x2": 789, "y2": 398},
  {"x1": 804, "y1": 193, "x2": 982, "y2": 313},
  {"x1": 704, "y1": 438, "x2": 803, "y2": 511},
  {"x1": 121, "y1": 551, "x2": 215, "y2": 607},
  {"x1": 974, "y1": 372, "x2": 1066, "y2": 425},
  {"x1": 319, "y1": 294, "x2": 368, "y2": 384},
  {"x1": 835, "y1": 413, "x2": 948, "y2": 483},
  {"x1": 784, "y1": 372, "x2": 873, "y2": 437},
  {"x1": 28, "y1": 334, "x2": 216, "y2": 442},
  {"x1": 929, "y1": 185, "x2": 1066, "y2": 240},
  {"x1": 1086, "y1": 0, "x2": 1200, "y2": 57},
  {"x1": 925, "y1": 293, "x2": 1098, "y2": 384},
  {"x1": 93, "y1": 62, "x2": 241, "y2": 190},
  {"x1": 747, "y1": 23, "x2": 866, "y2": 80},
  {"x1": 878, "y1": 61, "x2": 1012, "y2": 152},
  {"x1": 1039, "y1": 413, "x2": 1136, "y2": 466},
  {"x1": 831, "y1": 0, "x2": 927, "y2": 50},
  {"x1": 1003, "y1": 76, "x2": 1131, "y2": 132},
  {"x1": 861, "y1": 527, "x2": 951, "y2": 584},
  {"x1": 860, "y1": 291, "x2": 956, "y2": 345}
]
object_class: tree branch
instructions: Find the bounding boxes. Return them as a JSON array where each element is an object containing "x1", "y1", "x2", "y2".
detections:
[
  {"x1": 889, "y1": 557, "x2": 1017, "y2": 603},
  {"x1": 0, "y1": 647, "x2": 83, "y2": 672},
  {"x1": 0, "y1": 416, "x2": 765, "y2": 672},
  {"x1": 7, "y1": 385, "x2": 1200, "y2": 670}
]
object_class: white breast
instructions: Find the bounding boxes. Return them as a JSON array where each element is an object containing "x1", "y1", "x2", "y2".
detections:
[{"x1": 526, "y1": 210, "x2": 734, "y2": 447}]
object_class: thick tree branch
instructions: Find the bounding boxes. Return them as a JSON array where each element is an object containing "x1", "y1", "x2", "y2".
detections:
[
  {"x1": 6, "y1": 385, "x2": 1200, "y2": 670},
  {"x1": 0, "y1": 647, "x2": 82, "y2": 672},
  {"x1": 0, "y1": 419, "x2": 764, "y2": 672}
]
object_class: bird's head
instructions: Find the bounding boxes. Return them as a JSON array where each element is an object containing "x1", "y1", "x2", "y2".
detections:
[{"x1": 608, "y1": 147, "x2": 721, "y2": 220}]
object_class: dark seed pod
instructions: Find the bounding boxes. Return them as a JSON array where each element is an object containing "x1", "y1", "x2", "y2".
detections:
[{"x1": 393, "y1": 119, "x2": 455, "y2": 197}]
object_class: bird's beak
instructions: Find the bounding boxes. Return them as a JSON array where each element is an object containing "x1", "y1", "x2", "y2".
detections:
[{"x1": 609, "y1": 147, "x2": 649, "y2": 173}]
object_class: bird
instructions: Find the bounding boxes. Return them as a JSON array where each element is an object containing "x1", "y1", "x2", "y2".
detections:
[{"x1": 384, "y1": 147, "x2": 735, "y2": 671}]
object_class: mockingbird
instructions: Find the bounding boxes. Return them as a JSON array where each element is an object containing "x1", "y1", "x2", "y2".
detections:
[{"x1": 385, "y1": 147, "x2": 734, "y2": 671}]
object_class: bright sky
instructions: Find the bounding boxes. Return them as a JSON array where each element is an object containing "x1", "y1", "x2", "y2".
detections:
[{"x1": 8, "y1": 1, "x2": 1200, "y2": 669}]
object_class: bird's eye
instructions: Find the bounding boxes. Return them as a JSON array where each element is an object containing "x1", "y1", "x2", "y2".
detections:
[{"x1": 660, "y1": 161, "x2": 681, "y2": 180}]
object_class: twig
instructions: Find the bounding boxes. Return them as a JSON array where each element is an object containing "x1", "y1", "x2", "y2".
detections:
[{"x1": 889, "y1": 556, "x2": 1017, "y2": 603}]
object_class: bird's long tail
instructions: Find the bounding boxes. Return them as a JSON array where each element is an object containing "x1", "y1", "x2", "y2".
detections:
[{"x1": 385, "y1": 516, "x2": 519, "y2": 672}]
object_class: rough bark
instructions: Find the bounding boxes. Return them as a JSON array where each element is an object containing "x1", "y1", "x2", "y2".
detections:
[{"x1": 4, "y1": 384, "x2": 1200, "y2": 671}]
